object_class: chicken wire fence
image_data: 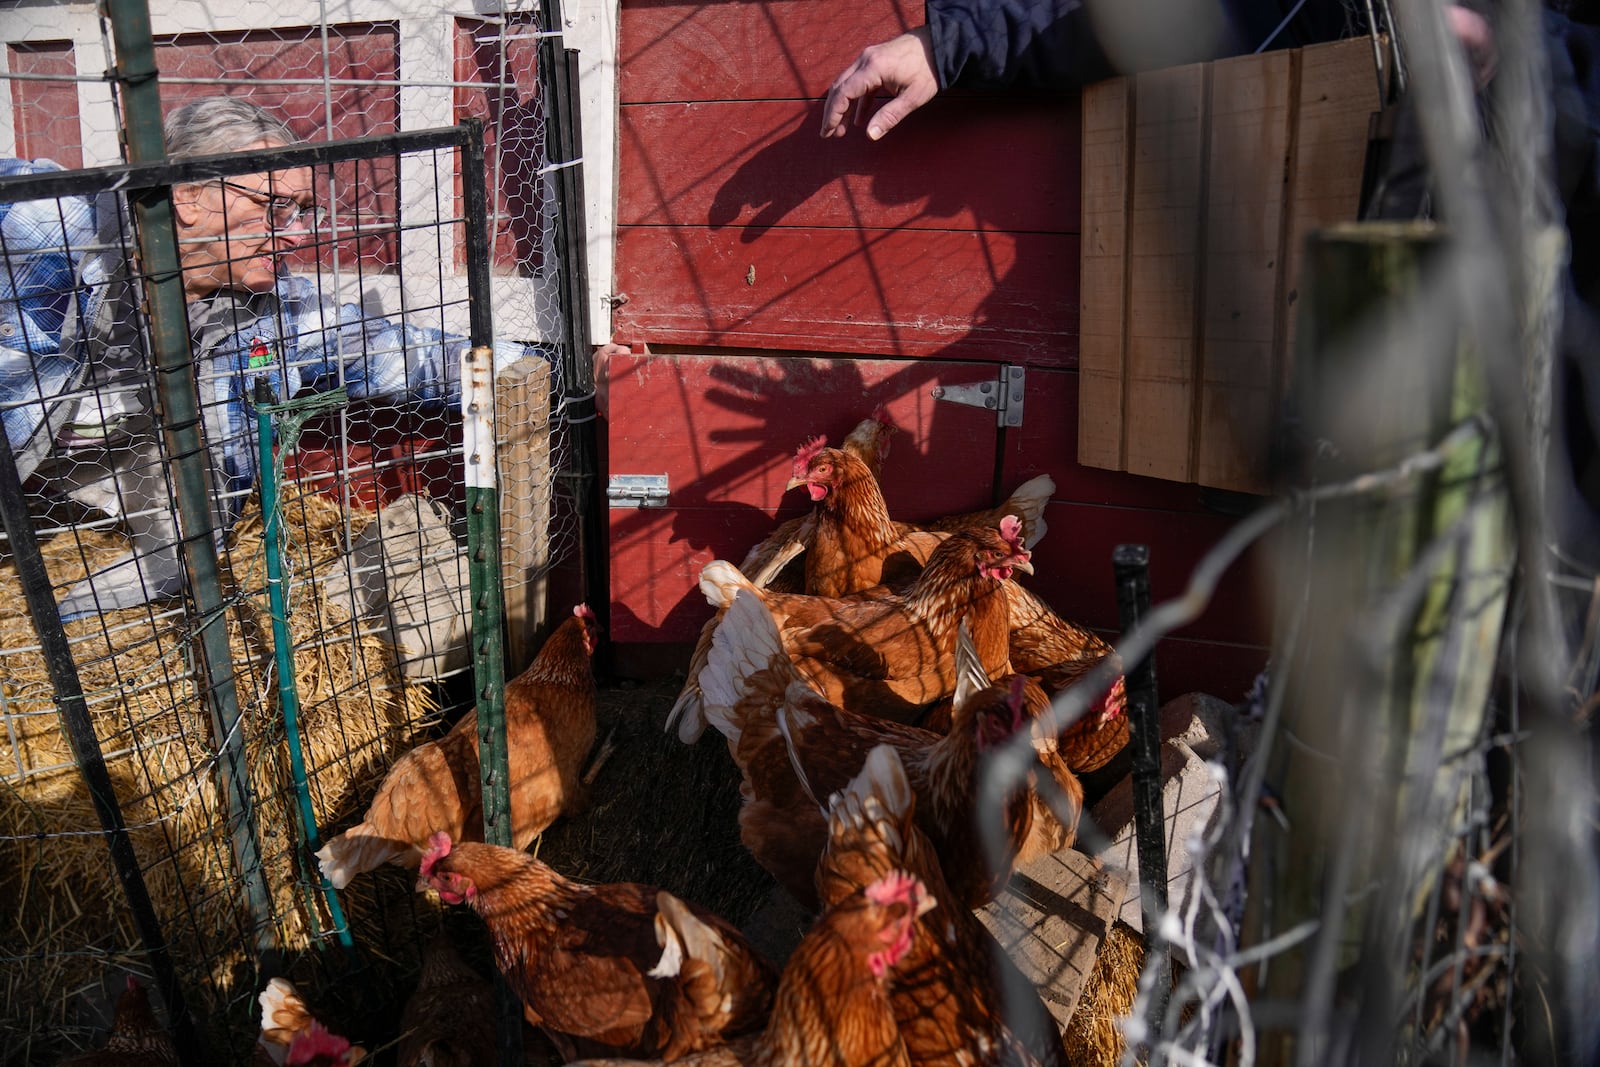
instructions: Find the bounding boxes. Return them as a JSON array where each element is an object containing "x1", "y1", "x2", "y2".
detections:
[
  {"x1": 970, "y1": 7, "x2": 1600, "y2": 1067},
  {"x1": 0, "y1": 1, "x2": 582, "y2": 1061}
]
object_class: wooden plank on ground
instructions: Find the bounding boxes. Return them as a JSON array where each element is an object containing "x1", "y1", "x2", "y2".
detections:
[
  {"x1": 1124, "y1": 63, "x2": 1208, "y2": 482},
  {"x1": 1077, "y1": 78, "x2": 1131, "y2": 473},
  {"x1": 979, "y1": 847, "x2": 1130, "y2": 1030},
  {"x1": 497, "y1": 357, "x2": 553, "y2": 676},
  {"x1": 1196, "y1": 50, "x2": 1293, "y2": 493}
]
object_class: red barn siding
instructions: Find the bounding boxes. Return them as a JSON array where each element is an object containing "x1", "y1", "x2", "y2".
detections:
[
  {"x1": 455, "y1": 15, "x2": 544, "y2": 274},
  {"x1": 618, "y1": 100, "x2": 1079, "y2": 234},
  {"x1": 603, "y1": 349, "x2": 1002, "y2": 641},
  {"x1": 8, "y1": 41, "x2": 80, "y2": 168},
  {"x1": 615, "y1": 227, "x2": 1078, "y2": 363},
  {"x1": 619, "y1": 0, "x2": 923, "y2": 102},
  {"x1": 609, "y1": 0, "x2": 1271, "y2": 699}
]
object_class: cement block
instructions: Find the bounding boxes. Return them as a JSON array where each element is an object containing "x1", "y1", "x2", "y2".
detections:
[{"x1": 1090, "y1": 692, "x2": 1240, "y2": 932}]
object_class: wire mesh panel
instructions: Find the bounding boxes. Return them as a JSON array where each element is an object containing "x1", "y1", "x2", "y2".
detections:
[{"x1": 0, "y1": 3, "x2": 576, "y2": 1059}]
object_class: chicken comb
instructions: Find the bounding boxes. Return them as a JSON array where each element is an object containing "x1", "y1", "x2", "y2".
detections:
[
  {"x1": 864, "y1": 869, "x2": 921, "y2": 909},
  {"x1": 791, "y1": 434, "x2": 828, "y2": 478},
  {"x1": 1101, "y1": 674, "x2": 1127, "y2": 722},
  {"x1": 1006, "y1": 675, "x2": 1030, "y2": 731},
  {"x1": 286, "y1": 1021, "x2": 352, "y2": 1066},
  {"x1": 998, "y1": 514, "x2": 1025, "y2": 551},
  {"x1": 574, "y1": 603, "x2": 595, "y2": 621},
  {"x1": 867, "y1": 403, "x2": 894, "y2": 431},
  {"x1": 419, "y1": 831, "x2": 453, "y2": 880},
  {"x1": 865, "y1": 871, "x2": 933, "y2": 976}
]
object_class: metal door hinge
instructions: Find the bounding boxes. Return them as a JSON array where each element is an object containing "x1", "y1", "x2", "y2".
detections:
[
  {"x1": 607, "y1": 474, "x2": 670, "y2": 508},
  {"x1": 930, "y1": 365, "x2": 1025, "y2": 427}
]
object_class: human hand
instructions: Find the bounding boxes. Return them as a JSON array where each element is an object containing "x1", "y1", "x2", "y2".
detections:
[
  {"x1": 820, "y1": 26, "x2": 938, "y2": 141},
  {"x1": 1447, "y1": 4, "x2": 1496, "y2": 90}
]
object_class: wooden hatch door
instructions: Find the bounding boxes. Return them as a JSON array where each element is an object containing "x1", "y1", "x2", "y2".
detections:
[{"x1": 602, "y1": 349, "x2": 1010, "y2": 644}]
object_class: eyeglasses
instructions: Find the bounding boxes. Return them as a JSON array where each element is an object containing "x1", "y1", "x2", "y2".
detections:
[{"x1": 219, "y1": 179, "x2": 328, "y2": 231}]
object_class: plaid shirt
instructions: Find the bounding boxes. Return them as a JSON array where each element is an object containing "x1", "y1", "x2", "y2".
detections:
[
  {"x1": 0, "y1": 158, "x2": 537, "y2": 617},
  {"x1": 0, "y1": 158, "x2": 99, "y2": 469}
]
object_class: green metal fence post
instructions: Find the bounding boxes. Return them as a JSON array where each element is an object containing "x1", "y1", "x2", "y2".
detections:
[
  {"x1": 253, "y1": 380, "x2": 354, "y2": 952},
  {"x1": 105, "y1": 0, "x2": 277, "y2": 961},
  {"x1": 458, "y1": 117, "x2": 524, "y2": 1066}
]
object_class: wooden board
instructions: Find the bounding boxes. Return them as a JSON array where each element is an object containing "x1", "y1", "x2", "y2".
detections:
[
  {"x1": 1023, "y1": 497, "x2": 1273, "y2": 648},
  {"x1": 1077, "y1": 78, "x2": 1132, "y2": 473},
  {"x1": 613, "y1": 226, "x2": 1080, "y2": 364},
  {"x1": 1283, "y1": 38, "x2": 1388, "y2": 370},
  {"x1": 1078, "y1": 38, "x2": 1381, "y2": 493},
  {"x1": 616, "y1": 0, "x2": 1083, "y2": 366},
  {"x1": 497, "y1": 357, "x2": 553, "y2": 676},
  {"x1": 1196, "y1": 50, "x2": 1293, "y2": 490},
  {"x1": 979, "y1": 848, "x2": 1129, "y2": 1030},
  {"x1": 1124, "y1": 63, "x2": 1208, "y2": 483},
  {"x1": 1001, "y1": 366, "x2": 1213, "y2": 511},
  {"x1": 602, "y1": 349, "x2": 1003, "y2": 641}
]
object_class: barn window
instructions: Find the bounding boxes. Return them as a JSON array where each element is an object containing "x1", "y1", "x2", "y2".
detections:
[
  {"x1": 8, "y1": 40, "x2": 81, "y2": 168},
  {"x1": 455, "y1": 14, "x2": 546, "y2": 276}
]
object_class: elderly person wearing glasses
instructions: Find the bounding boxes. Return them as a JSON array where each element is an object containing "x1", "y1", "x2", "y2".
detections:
[{"x1": 0, "y1": 95, "x2": 533, "y2": 619}]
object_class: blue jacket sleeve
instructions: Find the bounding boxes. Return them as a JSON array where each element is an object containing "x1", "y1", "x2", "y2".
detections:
[
  {"x1": 925, "y1": 0, "x2": 1351, "y2": 91},
  {"x1": 926, "y1": 0, "x2": 1114, "y2": 90}
]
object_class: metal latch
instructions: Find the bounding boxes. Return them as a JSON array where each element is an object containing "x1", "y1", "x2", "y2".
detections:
[
  {"x1": 930, "y1": 365, "x2": 1025, "y2": 427},
  {"x1": 607, "y1": 474, "x2": 670, "y2": 508}
]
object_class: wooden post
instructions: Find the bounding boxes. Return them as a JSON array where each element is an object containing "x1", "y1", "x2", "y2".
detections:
[
  {"x1": 496, "y1": 357, "x2": 554, "y2": 676},
  {"x1": 1248, "y1": 222, "x2": 1512, "y2": 1063}
]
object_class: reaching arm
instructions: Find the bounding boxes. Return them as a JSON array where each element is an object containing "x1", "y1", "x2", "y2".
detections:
[{"x1": 821, "y1": 0, "x2": 1356, "y2": 141}]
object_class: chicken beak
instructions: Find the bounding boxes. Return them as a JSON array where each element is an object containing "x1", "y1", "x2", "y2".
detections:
[
  {"x1": 785, "y1": 476, "x2": 809, "y2": 492},
  {"x1": 1011, "y1": 557, "x2": 1035, "y2": 575}
]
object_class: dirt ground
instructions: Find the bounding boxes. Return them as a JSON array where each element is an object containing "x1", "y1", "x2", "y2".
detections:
[{"x1": 537, "y1": 675, "x2": 806, "y2": 960}]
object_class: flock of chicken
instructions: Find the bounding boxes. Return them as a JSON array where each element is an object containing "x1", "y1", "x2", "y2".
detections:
[{"x1": 62, "y1": 410, "x2": 1130, "y2": 1066}]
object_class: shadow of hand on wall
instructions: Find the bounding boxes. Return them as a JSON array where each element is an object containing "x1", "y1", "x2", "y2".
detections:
[{"x1": 706, "y1": 106, "x2": 998, "y2": 242}]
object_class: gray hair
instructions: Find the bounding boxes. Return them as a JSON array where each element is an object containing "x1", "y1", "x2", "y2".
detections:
[{"x1": 164, "y1": 97, "x2": 299, "y2": 159}]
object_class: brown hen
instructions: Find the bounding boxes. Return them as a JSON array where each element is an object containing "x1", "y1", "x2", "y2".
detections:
[
  {"x1": 787, "y1": 438, "x2": 948, "y2": 598},
  {"x1": 697, "y1": 519, "x2": 1030, "y2": 724},
  {"x1": 255, "y1": 978, "x2": 368, "y2": 1066},
  {"x1": 395, "y1": 934, "x2": 497, "y2": 1067},
  {"x1": 316, "y1": 604, "x2": 599, "y2": 888},
  {"x1": 699, "y1": 585, "x2": 1064, "y2": 909},
  {"x1": 415, "y1": 833, "x2": 777, "y2": 1061},
  {"x1": 815, "y1": 745, "x2": 1069, "y2": 1067},
  {"x1": 1002, "y1": 584, "x2": 1128, "y2": 774},
  {"x1": 923, "y1": 584, "x2": 1129, "y2": 776},
  {"x1": 58, "y1": 978, "x2": 176, "y2": 1067},
  {"x1": 562, "y1": 870, "x2": 934, "y2": 1067},
  {"x1": 672, "y1": 410, "x2": 1053, "y2": 742}
]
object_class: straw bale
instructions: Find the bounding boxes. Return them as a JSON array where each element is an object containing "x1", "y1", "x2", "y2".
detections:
[
  {"x1": 1063, "y1": 920, "x2": 1147, "y2": 1067},
  {"x1": 0, "y1": 486, "x2": 439, "y2": 1056}
]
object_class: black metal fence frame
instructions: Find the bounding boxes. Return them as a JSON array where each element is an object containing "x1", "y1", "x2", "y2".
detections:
[{"x1": 0, "y1": 121, "x2": 502, "y2": 1064}]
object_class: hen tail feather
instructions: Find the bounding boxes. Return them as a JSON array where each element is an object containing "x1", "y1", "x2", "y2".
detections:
[
  {"x1": 700, "y1": 586, "x2": 791, "y2": 744},
  {"x1": 1001, "y1": 473, "x2": 1056, "y2": 549},
  {"x1": 698, "y1": 560, "x2": 758, "y2": 609},
  {"x1": 315, "y1": 826, "x2": 407, "y2": 890}
]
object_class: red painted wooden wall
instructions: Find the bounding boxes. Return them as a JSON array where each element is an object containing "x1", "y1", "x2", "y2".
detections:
[
  {"x1": 605, "y1": 0, "x2": 1274, "y2": 702},
  {"x1": 9, "y1": 41, "x2": 81, "y2": 168}
]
